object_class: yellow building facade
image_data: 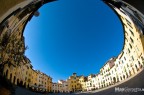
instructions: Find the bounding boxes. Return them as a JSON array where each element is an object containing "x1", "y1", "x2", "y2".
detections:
[
  {"x1": 3, "y1": 60, "x2": 52, "y2": 92},
  {"x1": 67, "y1": 73, "x2": 82, "y2": 92}
]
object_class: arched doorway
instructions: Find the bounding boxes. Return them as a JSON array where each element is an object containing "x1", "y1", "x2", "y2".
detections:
[
  {"x1": 120, "y1": 76, "x2": 122, "y2": 80},
  {"x1": 129, "y1": 70, "x2": 132, "y2": 76},
  {"x1": 20, "y1": 81, "x2": 23, "y2": 87},
  {"x1": 138, "y1": 61, "x2": 142, "y2": 68},
  {"x1": 13, "y1": 76, "x2": 16, "y2": 84},
  {"x1": 24, "y1": 82, "x2": 26, "y2": 88},
  {"x1": 135, "y1": 64, "x2": 138, "y2": 71},
  {"x1": 28, "y1": 84, "x2": 29, "y2": 88},
  {"x1": 123, "y1": 75, "x2": 125, "y2": 79},
  {"x1": 72, "y1": 88, "x2": 74, "y2": 92},
  {"x1": 5, "y1": 70, "x2": 8, "y2": 78},
  {"x1": 10, "y1": 73, "x2": 12, "y2": 83},
  {"x1": 113, "y1": 77, "x2": 116, "y2": 84},
  {"x1": 126, "y1": 72, "x2": 128, "y2": 78},
  {"x1": 17, "y1": 79, "x2": 20, "y2": 86},
  {"x1": 132, "y1": 67, "x2": 135, "y2": 74}
]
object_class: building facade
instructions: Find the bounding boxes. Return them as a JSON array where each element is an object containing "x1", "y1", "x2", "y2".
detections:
[
  {"x1": 1, "y1": 0, "x2": 144, "y2": 94},
  {"x1": 67, "y1": 73, "x2": 82, "y2": 92},
  {"x1": 58, "y1": 80, "x2": 69, "y2": 93}
]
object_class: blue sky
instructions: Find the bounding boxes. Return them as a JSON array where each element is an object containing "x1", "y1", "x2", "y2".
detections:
[{"x1": 24, "y1": 0, "x2": 123, "y2": 82}]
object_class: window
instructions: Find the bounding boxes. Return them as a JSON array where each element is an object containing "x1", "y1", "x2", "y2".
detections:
[
  {"x1": 120, "y1": 9, "x2": 127, "y2": 15},
  {"x1": 138, "y1": 61, "x2": 141, "y2": 66},
  {"x1": 122, "y1": 60, "x2": 124, "y2": 64},
  {"x1": 130, "y1": 37, "x2": 134, "y2": 43},
  {"x1": 124, "y1": 57, "x2": 126, "y2": 61},
  {"x1": 125, "y1": 32, "x2": 128, "y2": 36},
  {"x1": 125, "y1": 37, "x2": 128, "y2": 42},
  {"x1": 141, "y1": 56, "x2": 144, "y2": 60},
  {"x1": 121, "y1": 16, "x2": 124, "y2": 20},
  {"x1": 131, "y1": 56, "x2": 134, "y2": 61},
  {"x1": 135, "y1": 64, "x2": 138, "y2": 70},
  {"x1": 125, "y1": 19, "x2": 132, "y2": 28},
  {"x1": 129, "y1": 43, "x2": 132, "y2": 49},
  {"x1": 126, "y1": 18, "x2": 131, "y2": 24},
  {"x1": 127, "y1": 23, "x2": 133, "y2": 29},
  {"x1": 128, "y1": 48, "x2": 130, "y2": 53},
  {"x1": 129, "y1": 29, "x2": 134, "y2": 36},
  {"x1": 124, "y1": 24, "x2": 127, "y2": 29}
]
